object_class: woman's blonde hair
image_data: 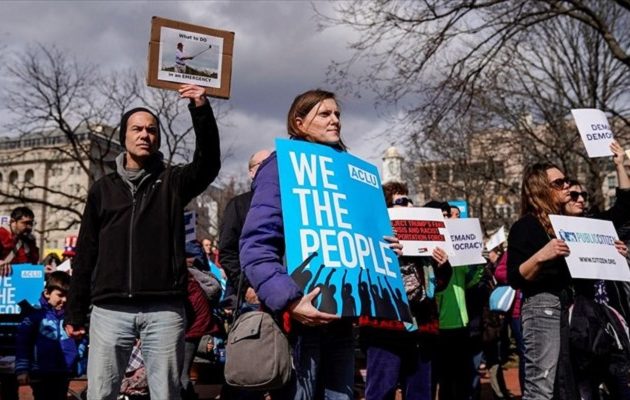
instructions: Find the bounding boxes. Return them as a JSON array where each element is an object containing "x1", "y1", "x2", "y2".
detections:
[
  {"x1": 520, "y1": 162, "x2": 565, "y2": 237},
  {"x1": 286, "y1": 89, "x2": 347, "y2": 150}
]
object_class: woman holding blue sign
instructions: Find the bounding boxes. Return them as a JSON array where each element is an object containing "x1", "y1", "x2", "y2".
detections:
[{"x1": 240, "y1": 89, "x2": 402, "y2": 400}]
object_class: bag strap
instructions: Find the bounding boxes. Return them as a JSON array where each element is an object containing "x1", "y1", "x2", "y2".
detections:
[
  {"x1": 234, "y1": 251, "x2": 318, "y2": 320},
  {"x1": 1, "y1": 238, "x2": 24, "y2": 265}
]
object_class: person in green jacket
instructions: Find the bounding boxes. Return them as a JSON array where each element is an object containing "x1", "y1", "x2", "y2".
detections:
[{"x1": 424, "y1": 200, "x2": 483, "y2": 400}]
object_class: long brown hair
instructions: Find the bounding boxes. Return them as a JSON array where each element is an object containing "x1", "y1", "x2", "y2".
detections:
[
  {"x1": 286, "y1": 89, "x2": 347, "y2": 150},
  {"x1": 520, "y1": 162, "x2": 565, "y2": 237}
]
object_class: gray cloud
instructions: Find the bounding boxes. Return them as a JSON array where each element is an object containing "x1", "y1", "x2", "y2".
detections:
[{"x1": 0, "y1": 1, "x2": 399, "y2": 181}]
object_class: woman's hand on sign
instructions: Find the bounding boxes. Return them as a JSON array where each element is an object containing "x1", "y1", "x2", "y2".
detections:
[
  {"x1": 0, "y1": 261, "x2": 11, "y2": 277},
  {"x1": 432, "y1": 247, "x2": 449, "y2": 267},
  {"x1": 384, "y1": 235, "x2": 403, "y2": 257},
  {"x1": 536, "y1": 239, "x2": 570, "y2": 263},
  {"x1": 179, "y1": 84, "x2": 207, "y2": 107},
  {"x1": 288, "y1": 287, "x2": 340, "y2": 326},
  {"x1": 615, "y1": 239, "x2": 628, "y2": 258},
  {"x1": 611, "y1": 140, "x2": 625, "y2": 166}
]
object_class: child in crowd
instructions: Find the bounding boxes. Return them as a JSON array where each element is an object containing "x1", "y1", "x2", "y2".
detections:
[{"x1": 15, "y1": 271, "x2": 85, "y2": 399}]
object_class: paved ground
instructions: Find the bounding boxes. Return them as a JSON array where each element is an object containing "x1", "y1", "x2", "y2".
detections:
[{"x1": 16, "y1": 365, "x2": 522, "y2": 399}]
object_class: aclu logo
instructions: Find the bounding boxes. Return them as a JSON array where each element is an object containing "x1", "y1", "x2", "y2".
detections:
[
  {"x1": 21, "y1": 270, "x2": 43, "y2": 279},
  {"x1": 348, "y1": 164, "x2": 379, "y2": 189}
]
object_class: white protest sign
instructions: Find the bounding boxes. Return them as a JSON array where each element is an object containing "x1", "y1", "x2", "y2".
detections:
[
  {"x1": 445, "y1": 218, "x2": 486, "y2": 267},
  {"x1": 571, "y1": 108, "x2": 614, "y2": 158},
  {"x1": 388, "y1": 207, "x2": 454, "y2": 257},
  {"x1": 486, "y1": 226, "x2": 507, "y2": 251},
  {"x1": 56, "y1": 259, "x2": 72, "y2": 273},
  {"x1": 184, "y1": 210, "x2": 196, "y2": 243},
  {"x1": 0, "y1": 216, "x2": 9, "y2": 227},
  {"x1": 550, "y1": 215, "x2": 630, "y2": 281}
]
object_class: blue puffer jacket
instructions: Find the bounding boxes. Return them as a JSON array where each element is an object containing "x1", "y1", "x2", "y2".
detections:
[
  {"x1": 239, "y1": 152, "x2": 303, "y2": 312},
  {"x1": 15, "y1": 295, "x2": 83, "y2": 375}
]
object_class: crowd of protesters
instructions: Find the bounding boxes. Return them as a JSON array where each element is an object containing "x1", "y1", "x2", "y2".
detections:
[{"x1": 1, "y1": 84, "x2": 630, "y2": 400}]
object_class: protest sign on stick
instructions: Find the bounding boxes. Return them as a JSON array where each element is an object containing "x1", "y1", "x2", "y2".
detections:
[
  {"x1": 571, "y1": 108, "x2": 614, "y2": 158},
  {"x1": 276, "y1": 139, "x2": 411, "y2": 322},
  {"x1": 550, "y1": 215, "x2": 630, "y2": 281},
  {"x1": 184, "y1": 210, "x2": 196, "y2": 243},
  {"x1": 148, "y1": 16, "x2": 234, "y2": 99}
]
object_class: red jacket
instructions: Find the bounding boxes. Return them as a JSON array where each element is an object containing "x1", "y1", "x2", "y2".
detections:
[
  {"x1": 185, "y1": 272, "x2": 213, "y2": 340},
  {"x1": 494, "y1": 251, "x2": 521, "y2": 319},
  {"x1": 0, "y1": 227, "x2": 39, "y2": 264}
]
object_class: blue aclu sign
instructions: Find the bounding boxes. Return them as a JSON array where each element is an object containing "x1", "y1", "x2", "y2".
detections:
[
  {"x1": 0, "y1": 264, "x2": 44, "y2": 314},
  {"x1": 448, "y1": 200, "x2": 469, "y2": 218},
  {"x1": 276, "y1": 139, "x2": 411, "y2": 322}
]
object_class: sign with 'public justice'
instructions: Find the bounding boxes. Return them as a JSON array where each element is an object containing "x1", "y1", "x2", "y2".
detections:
[{"x1": 550, "y1": 215, "x2": 630, "y2": 282}]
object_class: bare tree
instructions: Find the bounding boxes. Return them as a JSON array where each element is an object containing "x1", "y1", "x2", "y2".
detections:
[
  {"x1": 319, "y1": 0, "x2": 630, "y2": 229},
  {"x1": 189, "y1": 173, "x2": 250, "y2": 240},
  {"x1": 0, "y1": 44, "x2": 230, "y2": 249}
]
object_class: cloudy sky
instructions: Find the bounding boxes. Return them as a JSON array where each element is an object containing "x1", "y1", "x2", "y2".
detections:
[{"x1": 0, "y1": 1, "x2": 400, "y2": 185}]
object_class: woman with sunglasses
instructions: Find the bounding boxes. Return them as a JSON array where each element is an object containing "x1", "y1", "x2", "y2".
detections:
[
  {"x1": 563, "y1": 141, "x2": 630, "y2": 400},
  {"x1": 507, "y1": 163, "x2": 574, "y2": 400}
]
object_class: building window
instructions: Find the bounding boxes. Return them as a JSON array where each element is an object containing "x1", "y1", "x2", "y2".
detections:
[
  {"x1": 495, "y1": 203, "x2": 513, "y2": 219},
  {"x1": 24, "y1": 169, "x2": 34, "y2": 183},
  {"x1": 436, "y1": 166, "x2": 450, "y2": 182},
  {"x1": 8, "y1": 171, "x2": 18, "y2": 185},
  {"x1": 608, "y1": 175, "x2": 618, "y2": 189},
  {"x1": 491, "y1": 161, "x2": 505, "y2": 179}
]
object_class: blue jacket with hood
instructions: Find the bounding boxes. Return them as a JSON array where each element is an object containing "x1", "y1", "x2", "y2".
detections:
[
  {"x1": 239, "y1": 152, "x2": 303, "y2": 312},
  {"x1": 15, "y1": 295, "x2": 86, "y2": 376}
]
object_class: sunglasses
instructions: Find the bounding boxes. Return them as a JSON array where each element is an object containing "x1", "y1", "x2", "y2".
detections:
[
  {"x1": 393, "y1": 197, "x2": 413, "y2": 206},
  {"x1": 569, "y1": 191, "x2": 588, "y2": 202},
  {"x1": 549, "y1": 177, "x2": 570, "y2": 190}
]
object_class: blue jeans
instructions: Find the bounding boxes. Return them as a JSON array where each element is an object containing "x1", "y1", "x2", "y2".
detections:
[
  {"x1": 87, "y1": 301, "x2": 186, "y2": 400},
  {"x1": 521, "y1": 292, "x2": 561, "y2": 400},
  {"x1": 365, "y1": 341, "x2": 432, "y2": 400},
  {"x1": 289, "y1": 321, "x2": 355, "y2": 400}
]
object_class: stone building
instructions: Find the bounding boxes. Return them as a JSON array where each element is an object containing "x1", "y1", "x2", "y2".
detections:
[
  {"x1": 381, "y1": 124, "x2": 624, "y2": 233},
  {"x1": 0, "y1": 125, "x2": 121, "y2": 253}
]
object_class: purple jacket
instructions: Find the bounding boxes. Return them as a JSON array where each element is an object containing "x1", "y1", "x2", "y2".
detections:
[{"x1": 239, "y1": 152, "x2": 303, "y2": 312}]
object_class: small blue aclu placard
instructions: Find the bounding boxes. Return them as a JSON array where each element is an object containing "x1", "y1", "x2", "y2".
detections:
[
  {"x1": 0, "y1": 264, "x2": 45, "y2": 314},
  {"x1": 276, "y1": 138, "x2": 411, "y2": 322}
]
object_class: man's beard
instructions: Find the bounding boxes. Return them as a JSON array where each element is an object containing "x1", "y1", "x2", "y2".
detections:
[{"x1": 19, "y1": 232, "x2": 35, "y2": 241}]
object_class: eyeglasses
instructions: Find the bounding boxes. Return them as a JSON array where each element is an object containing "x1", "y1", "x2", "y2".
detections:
[
  {"x1": 549, "y1": 177, "x2": 570, "y2": 190},
  {"x1": 393, "y1": 197, "x2": 413, "y2": 206},
  {"x1": 569, "y1": 191, "x2": 588, "y2": 202}
]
